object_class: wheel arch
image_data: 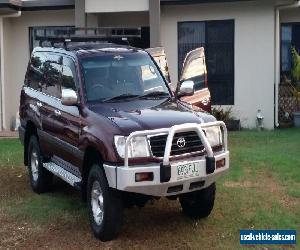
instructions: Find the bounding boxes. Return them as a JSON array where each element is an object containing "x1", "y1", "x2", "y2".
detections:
[
  {"x1": 24, "y1": 120, "x2": 37, "y2": 166},
  {"x1": 81, "y1": 145, "x2": 104, "y2": 202}
]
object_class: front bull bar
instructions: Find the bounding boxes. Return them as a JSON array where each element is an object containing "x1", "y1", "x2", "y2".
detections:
[{"x1": 124, "y1": 121, "x2": 228, "y2": 168}]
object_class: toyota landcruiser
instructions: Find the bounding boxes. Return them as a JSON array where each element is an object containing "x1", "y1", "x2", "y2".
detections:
[{"x1": 19, "y1": 41, "x2": 229, "y2": 241}]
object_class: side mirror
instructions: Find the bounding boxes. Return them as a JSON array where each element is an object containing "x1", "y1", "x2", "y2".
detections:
[
  {"x1": 61, "y1": 89, "x2": 78, "y2": 106},
  {"x1": 178, "y1": 80, "x2": 195, "y2": 97}
]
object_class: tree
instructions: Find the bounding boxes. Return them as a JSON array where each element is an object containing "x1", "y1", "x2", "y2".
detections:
[{"x1": 291, "y1": 47, "x2": 300, "y2": 83}]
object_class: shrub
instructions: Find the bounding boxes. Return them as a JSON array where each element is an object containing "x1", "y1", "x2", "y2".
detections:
[{"x1": 211, "y1": 106, "x2": 234, "y2": 122}]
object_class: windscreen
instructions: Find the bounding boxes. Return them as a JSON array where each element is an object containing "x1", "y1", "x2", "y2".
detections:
[{"x1": 81, "y1": 52, "x2": 169, "y2": 102}]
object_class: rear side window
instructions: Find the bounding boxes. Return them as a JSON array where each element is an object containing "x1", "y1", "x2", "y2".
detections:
[
  {"x1": 26, "y1": 52, "x2": 62, "y2": 98},
  {"x1": 62, "y1": 57, "x2": 77, "y2": 92},
  {"x1": 26, "y1": 52, "x2": 46, "y2": 90},
  {"x1": 42, "y1": 54, "x2": 62, "y2": 98}
]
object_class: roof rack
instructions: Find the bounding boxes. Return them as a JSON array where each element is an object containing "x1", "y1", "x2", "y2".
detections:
[{"x1": 37, "y1": 27, "x2": 142, "y2": 50}]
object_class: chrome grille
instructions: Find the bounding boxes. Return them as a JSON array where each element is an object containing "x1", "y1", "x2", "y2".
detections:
[{"x1": 149, "y1": 131, "x2": 204, "y2": 158}]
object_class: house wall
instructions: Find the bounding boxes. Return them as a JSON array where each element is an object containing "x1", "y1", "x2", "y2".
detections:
[
  {"x1": 97, "y1": 12, "x2": 149, "y2": 27},
  {"x1": 280, "y1": 8, "x2": 300, "y2": 23},
  {"x1": 161, "y1": 1, "x2": 276, "y2": 129},
  {"x1": 86, "y1": 13, "x2": 98, "y2": 27},
  {"x1": 85, "y1": 0, "x2": 149, "y2": 13},
  {"x1": 1, "y1": 10, "x2": 75, "y2": 130}
]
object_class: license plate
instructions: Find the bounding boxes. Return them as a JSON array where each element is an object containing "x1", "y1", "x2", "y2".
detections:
[{"x1": 177, "y1": 162, "x2": 201, "y2": 179}]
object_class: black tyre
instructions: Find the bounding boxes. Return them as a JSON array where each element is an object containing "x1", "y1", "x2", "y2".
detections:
[
  {"x1": 27, "y1": 135, "x2": 52, "y2": 193},
  {"x1": 179, "y1": 183, "x2": 216, "y2": 219},
  {"x1": 87, "y1": 164, "x2": 123, "y2": 241}
]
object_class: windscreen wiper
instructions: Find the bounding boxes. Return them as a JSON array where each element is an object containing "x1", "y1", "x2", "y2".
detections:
[
  {"x1": 102, "y1": 94, "x2": 139, "y2": 102},
  {"x1": 139, "y1": 91, "x2": 170, "y2": 99}
]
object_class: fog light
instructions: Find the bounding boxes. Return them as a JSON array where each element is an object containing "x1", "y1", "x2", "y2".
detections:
[
  {"x1": 135, "y1": 172, "x2": 154, "y2": 182},
  {"x1": 216, "y1": 159, "x2": 226, "y2": 169}
]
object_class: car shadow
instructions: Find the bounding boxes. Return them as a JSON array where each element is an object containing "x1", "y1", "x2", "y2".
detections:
[{"x1": 49, "y1": 176, "x2": 208, "y2": 242}]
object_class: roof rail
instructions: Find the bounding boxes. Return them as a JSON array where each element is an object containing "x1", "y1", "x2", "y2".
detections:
[{"x1": 37, "y1": 27, "x2": 142, "y2": 50}]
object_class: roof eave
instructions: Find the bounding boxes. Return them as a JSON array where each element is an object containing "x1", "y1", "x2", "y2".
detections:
[
  {"x1": 21, "y1": 0, "x2": 74, "y2": 11},
  {"x1": 161, "y1": 0, "x2": 253, "y2": 5}
]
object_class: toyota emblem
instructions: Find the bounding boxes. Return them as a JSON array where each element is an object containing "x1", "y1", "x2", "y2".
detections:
[{"x1": 177, "y1": 137, "x2": 186, "y2": 148}]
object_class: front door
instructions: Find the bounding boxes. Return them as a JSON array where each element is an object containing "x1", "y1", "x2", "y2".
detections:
[
  {"x1": 50, "y1": 56, "x2": 81, "y2": 173},
  {"x1": 179, "y1": 47, "x2": 211, "y2": 113},
  {"x1": 38, "y1": 53, "x2": 63, "y2": 157},
  {"x1": 148, "y1": 47, "x2": 212, "y2": 112}
]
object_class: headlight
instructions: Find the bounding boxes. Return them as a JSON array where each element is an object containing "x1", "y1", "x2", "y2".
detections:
[
  {"x1": 204, "y1": 126, "x2": 223, "y2": 147},
  {"x1": 114, "y1": 136, "x2": 151, "y2": 158}
]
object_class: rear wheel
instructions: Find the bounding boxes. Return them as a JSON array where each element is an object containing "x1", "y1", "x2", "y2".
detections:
[
  {"x1": 27, "y1": 135, "x2": 52, "y2": 193},
  {"x1": 87, "y1": 164, "x2": 123, "y2": 241},
  {"x1": 179, "y1": 183, "x2": 216, "y2": 219}
]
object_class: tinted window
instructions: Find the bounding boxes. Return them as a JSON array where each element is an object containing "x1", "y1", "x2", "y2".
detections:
[
  {"x1": 178, "y1": 22, "x2": 205, "y2": 76},
  {"x1": 281, "y1": 23, "x2": 300, "y2": 76},
  {"x1": 281, "y1": 25, "x2": 292, "y2": 72},
  {"x1": 26, "y1": 52, "x2": 46, "y2": 90},
  {"x1": 178, "y1": 20, "x2": 234, "y2": 105},
  {"x1": 206, "y1": 21, "x2": 234, "y2": 105},
  {"x1": 62, "y1": 57, "x2": 77, "y2": 91},
  {"x1": 42, "y1": 54, "x2": 62, "y2": 98}
]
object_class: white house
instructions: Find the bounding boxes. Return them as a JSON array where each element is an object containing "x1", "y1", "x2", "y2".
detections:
[{"x1": 0, "y1": 0, "x2": 299, "y2": 130}]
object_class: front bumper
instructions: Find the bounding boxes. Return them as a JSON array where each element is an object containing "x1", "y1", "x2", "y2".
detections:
[
  {"x1": 104, "y1": 121, "x2": 230, "y2": 197},
  {"x1": 104, "y1": 151, "x2": 229, "y2": 197}
]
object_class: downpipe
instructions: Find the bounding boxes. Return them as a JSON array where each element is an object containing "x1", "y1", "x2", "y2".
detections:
[
  {"x1": 274, "y1": 0, "x2": 300, "y2": 128},
  {"x1": 0, "y1": 11, "x2": 21, "y2": 130}
]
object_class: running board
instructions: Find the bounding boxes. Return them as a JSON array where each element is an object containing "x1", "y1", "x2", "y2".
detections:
[{"x1": 43, "y1": 162, "x2": 82, "y2": 188}]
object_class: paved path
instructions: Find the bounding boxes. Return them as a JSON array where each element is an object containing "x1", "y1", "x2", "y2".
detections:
[{"x1": 0, "y1": 131, "x2": 18, "y2": 138}]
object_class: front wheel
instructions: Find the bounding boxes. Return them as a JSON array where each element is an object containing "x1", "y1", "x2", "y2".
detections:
[
  {"x1": 179, "y1": 183, "x2": 216, "y2": 219},
  {"x1": 87, "y1": 164, "x2": 123, "y2": 241}
]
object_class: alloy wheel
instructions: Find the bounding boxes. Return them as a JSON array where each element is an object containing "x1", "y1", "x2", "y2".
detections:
[{"x1": 91, "y1": 180, "x2": 104, "y2": 226}]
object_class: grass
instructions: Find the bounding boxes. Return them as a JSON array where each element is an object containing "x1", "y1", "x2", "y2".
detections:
[
  {"x1": 228, "y1": 129, "x2": 300, "y2": 183},
  {"x1": 0, "y1": 139, "x2": 23, "y2": 167},
  {"x1": 8, "y1": 192, "x2": 87, "y2": 223},
  {"x1": 0, "y1": 130, "x2": 299, "y2": 249}
]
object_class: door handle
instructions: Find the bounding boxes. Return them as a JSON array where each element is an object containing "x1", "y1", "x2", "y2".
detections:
[
  {"x1": 54, "y1": 110, "x2": 61, "y2": 116},
  {"x1": 36, "y1": 102, "x2": 42, "y2": 108}
]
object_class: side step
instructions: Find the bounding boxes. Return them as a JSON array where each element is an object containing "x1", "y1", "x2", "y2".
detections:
[{"x1": 43, "y1": 162, "x2": 82, "y2": 188}]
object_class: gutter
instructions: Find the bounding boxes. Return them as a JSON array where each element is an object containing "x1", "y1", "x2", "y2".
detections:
[
  {"x1": 0, "y1": 10, "x2": 21, "y2": 130},
  {"x1": 274, "y1": 0, "x2": 300, "y2": 128},
  {"x1": 21, "y1": 0, "x2": 74, "y2": 11}
]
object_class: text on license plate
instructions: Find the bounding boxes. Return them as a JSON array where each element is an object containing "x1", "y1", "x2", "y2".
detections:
[{"x1": 177, "y1": 162, "x2": 201, "y2": 179}]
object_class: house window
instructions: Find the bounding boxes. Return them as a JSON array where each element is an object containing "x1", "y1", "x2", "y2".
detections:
[
  {"x1": 178, "y1": 20, "x2": 235, "y2": 105},
  {"x1": 281, "y1": 23, "x2": 300, "y2": 76}
]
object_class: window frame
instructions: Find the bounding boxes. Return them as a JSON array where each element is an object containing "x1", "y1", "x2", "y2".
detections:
[{"x1": 61, "y1": 56, "x2": 79, "y2": 93}]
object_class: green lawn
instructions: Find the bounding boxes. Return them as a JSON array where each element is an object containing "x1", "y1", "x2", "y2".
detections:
[
  {"x1": 0, "y1": 129, "x2": 299, "y2": 249},
  {"x1": 0, "y1": 139, "x2": 23, "y2": 167}
]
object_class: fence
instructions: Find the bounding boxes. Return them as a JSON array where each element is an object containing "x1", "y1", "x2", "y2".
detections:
[{"x1": 278, "y1": 83, "x2": 298, "y2": 123}]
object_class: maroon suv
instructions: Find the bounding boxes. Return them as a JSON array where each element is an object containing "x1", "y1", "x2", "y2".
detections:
[{"x1": 19, "y1": 42, "x2": 229, "y2": 241}]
